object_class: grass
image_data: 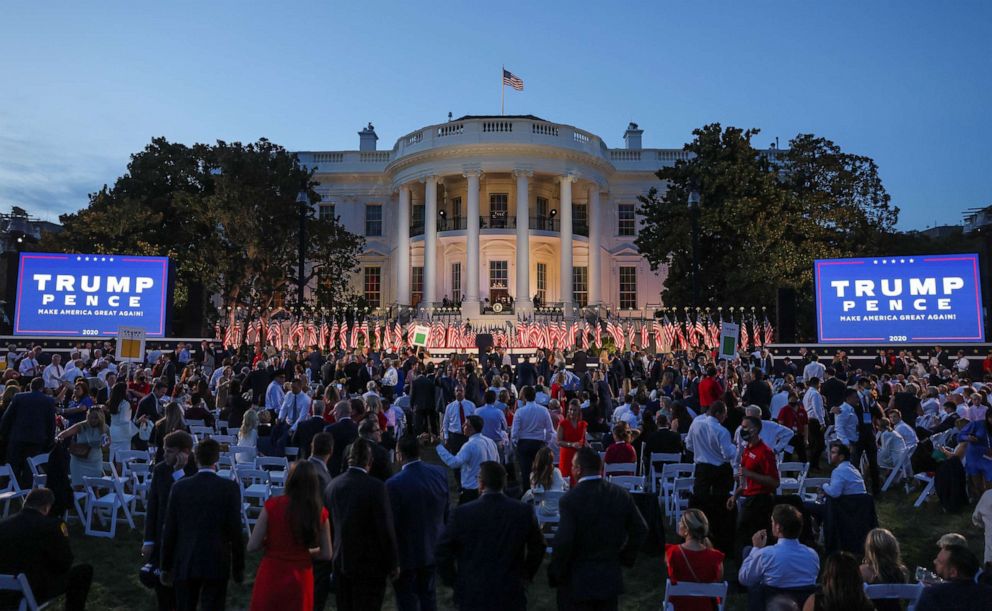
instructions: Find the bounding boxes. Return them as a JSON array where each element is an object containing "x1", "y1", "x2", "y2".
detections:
[{"x1": 67, "y1": 458, "x2": 987, "y2": 611}]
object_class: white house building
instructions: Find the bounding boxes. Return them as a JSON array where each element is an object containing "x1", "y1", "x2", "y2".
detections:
[{"x1": 295, "y1": 115, "x2": 688, "y2": 321}]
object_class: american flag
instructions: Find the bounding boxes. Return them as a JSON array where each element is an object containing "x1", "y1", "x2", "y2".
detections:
[
  {"x1": 503, "y1": 68, "x2": 524, "y2": 91},
  {"x1": 762, "y1": 315, "x2": 774, "y2": 346}
]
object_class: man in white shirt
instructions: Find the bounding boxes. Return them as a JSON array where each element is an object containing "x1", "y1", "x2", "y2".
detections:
[
  {"x1": 278, "y1": 378, "x2": 312, "y2": 431},
  {"x1": 265, "y1": 372, "x2": 287, "y2": 412},
  {"x1": 380, "y1": 360, "x2": 398, "y2": 402},
  {"x1": 738, "y1": 504, "x2": 819, "y2": 605},
  {"x1": 611, "y1": 395, "x2": 632, "y2": 425},
  {"x1": 888, "y1": 409, "x2": 919, "y2": 448},
  {"x1": 954, "y1": 351, "x2": 969, "y2": 374},
  {"x1": 803, "y1": 377, "x2": 826, "y2": 469},
  {"x1": 802, "y1": 354, "x2": 825, "y2": 383},
  {"x1": 435, "y1": 415, "x2": 498, "y2": 505},
  {"x1": 685, "y1": 400, "x2": 737, "y2": 502},
  {"x1": 62, "y1": 359, "x2": 85, "y2": 386},
  {"x1": 511, "y1": 386, "x2": 556, "y2": 492},
  {"x1": 831, "y1": 394, "x2": 859, "y2": 447},
  {"x1": 42, "y1": 354, "x2": 65, "y2": 392},
  {"x1": 17, "y1": 346, "x2": 42, "y2": 378},
  {"x1": 769, "y1": 387, "x2": 791, "y2": 420},
  {"x1": 733, "y1": 406, "x2": 794, "y2": 457}
]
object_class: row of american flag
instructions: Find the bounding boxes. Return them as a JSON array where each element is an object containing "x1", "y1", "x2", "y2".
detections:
[{"x1": 215, "y1": 313, "x2": 773, "y2": 353}]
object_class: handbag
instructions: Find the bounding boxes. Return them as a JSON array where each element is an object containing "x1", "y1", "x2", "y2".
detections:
[{"x1": 68, "y1": 442, "x2": 90, "y2": 458}]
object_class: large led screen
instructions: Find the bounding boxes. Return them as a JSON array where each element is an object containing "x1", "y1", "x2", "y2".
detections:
[
  {"x1": 14, "y1": 253, "x2": 171, "y2": 337},
  {"x1": 814, "y1": 254, "x2": 984, "y2": 344}
]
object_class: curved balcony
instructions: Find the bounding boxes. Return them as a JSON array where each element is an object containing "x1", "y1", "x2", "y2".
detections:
[{"x1": 409, "y1": 216, "x2": 589, "y2": 237}]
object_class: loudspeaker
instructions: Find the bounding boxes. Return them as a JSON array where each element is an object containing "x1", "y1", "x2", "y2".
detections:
[
  {"x1": 475, "y1": 333, "x2": 494, "y2": 350},
  {"x1": 776, "y1": 287, "x2": 797, "y2": 344}
]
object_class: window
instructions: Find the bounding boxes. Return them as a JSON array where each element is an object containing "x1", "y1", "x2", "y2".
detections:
[
  {"x1": 451, "y1": 196, "x2": 462, "y2": 224},
  {"x1": 412, "y1": 204, "x2": 425, "y2": 235},
  {"x1": 573, "y1": 266, "x2": 588, "y2": 307},
  {"x1": 365, "y1": 204, "x2": 383, "y2": 236},
  {"x1": 536, "y1": 263, "x2": 547, "y2": 303},
  {"x1": 489, "y1": 260, "x2": 508, "y2": 290},
  {"x1": 318, "y1": 204, "x2": 335, "y2": 221},
  {"x1": 490, "y1": 193, "x2": 508, "y2": 228},
  {"x1": 536, "y1": 197, "x2": 549, "y2": 218},
  {"x1": 619, "y1": 266, "x2": 637, "y2": 309},
  {"x1": 573, "y1": 203, "x2": 588, "y2": 235},
  {"x1": 618, "y1": 204, "x2": 636, "y2": 236},
  {"x1": 411, "y1": 267, "x2": 424, "y2": 306},
  {"x1": 364, "y1": 266, "x2": 381, "y2": 308},
  {"x1": 451, "y1": 262, "x2": 462, "y2": 301}
]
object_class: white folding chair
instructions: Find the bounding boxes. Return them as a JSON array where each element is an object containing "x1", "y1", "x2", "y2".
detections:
[
  {"x1": 256, "y1": 456, "x2": 289, "y2": 485},
  {"x1": 81, "y1": 475, "x2": 136, "y2": 538},
  {"x1": 128, "y1": 462, "x2": 153, "y2": 516},
  {"x1": 776, "y1": 462, "x2": 809, "y2": 495},
  {"x1": 185, "y1": 419, "x2": 206, "y2": 428},
  {"x1": 881, "y1": 445, "x2": 916, "y2": 492},
  {"x1": 662, "y1": 578, "x2": 727, "y2": 611},
  {"x1": 648, "y1": 452, "x2": 682, "y2": 494},
  {"x1": 609, "y1": 475, "x2": 646, "y2": 493},
  {"x1": 236, "y1": 467, "x2": 271, "y2": 530},
  {"x1": 217, "y1": 454, "x2": 238, "y2": 480},
  {"x1": 0, "y1": 465, "x2": 28, "y2": 518},
  {"x1": 864, "y1": 583, "x2": 923, "y2": 611},
  {"x1": 26, "y1": 454, "x2": 49, "y2": 490},
  {"x1": 661, "y1": 464, "x2": 695, "y2": 517},
  {"x1": 284, "y1": 447, "x2": 300, "y2": 460},
  {"x1": 604, "y1": 463, "x2": 637, "y2": 477},
  {"x1": 912, "y1": 472, "x2": 936, "y2": 508},
  {"x1": 216, "y1": 420, "x2": 229, "y2": 432},
  {"x1": 671, "y1": 477, "x2": 695, "y2": 525},
  {"x1": 210, "y1": 434, "x2": 237, "y2": 446},
  {"x1": 189, "y1": 425, "x2": 214, "y2": 440},
  {"x1": 799, "y1": 477, "x2": 830, "y2": 503},
  {"x1": 229, "y1": 445, "x2": 257, "y2": 466},
  {"x1": 0, "y1": 572, "x2": 43, "y2": 611}
]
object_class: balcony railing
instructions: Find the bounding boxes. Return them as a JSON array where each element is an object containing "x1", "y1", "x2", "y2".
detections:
[{"x1": 409, "y1": 216, "x2": 588, "y2": 237}]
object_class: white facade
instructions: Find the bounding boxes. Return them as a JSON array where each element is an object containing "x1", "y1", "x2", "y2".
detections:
[{"x1": 296, "y1": 116, "x2": 685, "y2": 320}]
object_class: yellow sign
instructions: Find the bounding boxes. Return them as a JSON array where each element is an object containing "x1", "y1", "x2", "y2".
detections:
[{"x1": 115, "y1": 326, "x2": 147, "y2": 362}]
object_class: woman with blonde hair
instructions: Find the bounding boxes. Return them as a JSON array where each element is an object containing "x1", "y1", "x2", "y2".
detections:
[
  {"x1": 152, "y1": 401, "x2": 188, "y2": 462},
  {"x1": 237, "y1": 408, "x2": 260, "y2": 464},
  {"x1": 665, "y1": 508, "x2": 725, "y2": 611},
  {"x1": 56, "y1": 407, "x2": 109, "y2": 489},
  {"x1": 859, "y1": 528, "x2": 908, "y2": 611}
]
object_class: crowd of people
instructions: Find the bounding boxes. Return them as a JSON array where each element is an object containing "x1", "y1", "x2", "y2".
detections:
[{"x1": 0, "y1": 339, "x2": 991, "y2": 610}]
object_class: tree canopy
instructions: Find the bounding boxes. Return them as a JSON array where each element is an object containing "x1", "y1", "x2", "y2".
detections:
[
  {"x1": 636, "y1": 124, "x2": 900, "y2": 338},
  {"x1": 40, "y1": 137, "x2": 364, "y2": 335}
]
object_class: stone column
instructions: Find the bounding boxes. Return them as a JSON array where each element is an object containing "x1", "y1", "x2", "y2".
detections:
[
  {"x1": 559, "y1": 174, "x2": 576, "y2": 316},
  {"x1": 396, "y1": 185, "x2": 411, "y2": 305},
  {"x1": 423, "y1": 175, "x2": 438, "y2": 306},
  {"x1": 462, "y1": 169, "x2": 482, "y2": 318},
  {"x1": 587, "y1": 184, "x2": 601, "y2": 307},
  {"x1": 514, "y1": 169, "x2": 532, "y2": 315}
]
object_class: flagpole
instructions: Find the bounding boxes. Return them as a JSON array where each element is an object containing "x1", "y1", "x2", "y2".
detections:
[{"x1": 500, "y1": 65, "x2": 505, "y2": 116}]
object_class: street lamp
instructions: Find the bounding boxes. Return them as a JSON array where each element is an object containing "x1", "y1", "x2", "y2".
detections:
[
  {"x1": 688, "y1": 189, "x2": 701, "y2": 307},
  {"x1": 296, "y1": 190, "x2": 308, "y2": 313}
]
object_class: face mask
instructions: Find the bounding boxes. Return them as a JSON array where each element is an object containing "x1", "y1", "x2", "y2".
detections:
[{"x1": 740, "y1": 428, "x2": 754, "y2": 442}]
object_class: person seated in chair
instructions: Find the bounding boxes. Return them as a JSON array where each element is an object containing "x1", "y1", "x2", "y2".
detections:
[
  {"x1": 804, "y1": 442, "x2": 867, "y2": 522},
  {"x1": 0, "y1": 488, "x2": 93, "y2": 611},
  {"x1": 915, "y1": 544, "x2": 992, "y2": 610},
  {"x1": 738, "y1": 504, "x2": 819, "y2": 608}
]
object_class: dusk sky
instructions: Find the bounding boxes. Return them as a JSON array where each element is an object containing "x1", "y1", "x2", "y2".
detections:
[{"x1": 1, "y1": 1, "x2": 988, "y2": 229}]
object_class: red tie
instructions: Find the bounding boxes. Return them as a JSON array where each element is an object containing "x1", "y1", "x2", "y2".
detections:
[{"x1": 458, "y1": 402, "x2": 466, "y2": 425}]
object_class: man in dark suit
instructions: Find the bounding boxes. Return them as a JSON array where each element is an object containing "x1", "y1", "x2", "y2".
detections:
[
  {"x1": 916, "y1": 544, "x2": 991, "y2": 610},
  {"x1": 819, "y1": 368, "x2": 847, "y2": 410},
  {"x1": 135, "y1": 381, "x2": 169, "y2": 422},
  {"x1": 293, "y1": 411, "x2": 329, "y2": 460},
  {"x1": 142, "y1": 430, "x2": 197, "y2": 611},
  {"x1": 324, "y1": 400, "x2": 359, "y2": 476},
  {"x1": 160, "y1": 438, "x2": 245, "y2": 611},
  {"x1": 515, "y1": 356, "x2": 538, "y2": 389},
  {"x1": 309, "y1": 432, "x2": 335, "y2": 610},
  {"x1": 410, "y1": 369, "x2": 437, "y2": 439},
  {"x1": 0, "y1": 377, "x2": 56, "y2": 487},
  {"x1": 247, "y1": 360, "x2": 272, "y2": 406},
  {"x1": 436, "y1": 461, "x2": 544, "y2": 610},
  {"x1": 0, "y1": 488, "x2": 92, "y2": 611},
  {"x1": 386, "y1": 435, "x2": 449, "y2": 611},
  {"x1": 641, "y1": 413, "x2": 684, "y2": 475},
  {"x1": 324, "y1": 438, "x2": 399, "y2": 611},
  {"x1": 549, "y1": 447, "x2": 648, "y2": 611},
  {"x1": 346, "y1": 416, "x2": 392, "y2": 481}
]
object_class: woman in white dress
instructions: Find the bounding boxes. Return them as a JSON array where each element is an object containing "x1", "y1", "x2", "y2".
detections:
[
  {"x1": 236, "y1": 408, "x2": 259, "y2": 464},
  {"x1": 105, "y1": 381, "x2": 134, "y2": 463}
]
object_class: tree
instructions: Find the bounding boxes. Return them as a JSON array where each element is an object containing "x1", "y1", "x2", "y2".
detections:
[
  {"x1": 636, "y1": 124, "x2": 899, "y2": 339},
  {"x1": 40, "y1": 137, "x2": 364, "y2": 335}
]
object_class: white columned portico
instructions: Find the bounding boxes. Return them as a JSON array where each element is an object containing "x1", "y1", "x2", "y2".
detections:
[
  {"x1": 463, "y1": 169, "x2": 482, "y2": 317},
  {"x1": 587, "y1": 184, "x2": 601, "y2": 307},
  {"x1": 396, "y1": 185, "x2": 411, "y2": 305},
  {"x1": 559, "y1": 173, "x2": 576, "y2": 316},
  {"x1": 514, "y1": 169, "x2": 532, "y2": 314},
  {"x1": 423, "y1": 175, "x2": 438, "y2": 306}
]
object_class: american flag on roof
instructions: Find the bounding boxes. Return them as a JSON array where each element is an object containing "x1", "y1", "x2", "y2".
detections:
[{"x1": 503, "y1": 69, "x2": 524, "y2": 91}]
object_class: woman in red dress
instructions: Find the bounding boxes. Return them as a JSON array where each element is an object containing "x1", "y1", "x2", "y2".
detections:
[
  {"x1": 248, "y1": 460, "x2": 332, "y2": 611},
  {"x1": 557, "y1": 399, "x2": 588, "y2": 486},
  {"x1": 665, "y1": 508, "x2": 725, "y2": 611}
]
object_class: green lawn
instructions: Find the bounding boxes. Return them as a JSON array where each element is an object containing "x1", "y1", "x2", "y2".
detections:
[{"x1": 67, "y1": 459, "x2": 986, "y2": 611}]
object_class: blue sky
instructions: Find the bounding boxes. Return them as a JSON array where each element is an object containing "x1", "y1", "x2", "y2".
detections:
[{"x1": 1, "y1": 1, "x2": 989, "y2": 229}]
